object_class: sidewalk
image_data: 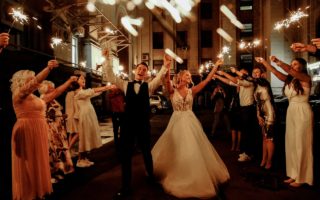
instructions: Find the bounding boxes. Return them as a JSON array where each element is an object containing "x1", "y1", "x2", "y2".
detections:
[{"x1": 99, "y1": 117, "x2": 115, "y2": 145}]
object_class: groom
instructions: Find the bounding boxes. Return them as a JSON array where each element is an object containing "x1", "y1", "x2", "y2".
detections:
[{"x1": 103, "y1": 51, "x2": 171, "y2": 198}]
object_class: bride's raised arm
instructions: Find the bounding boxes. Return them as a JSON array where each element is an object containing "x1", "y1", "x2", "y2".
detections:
[{"x1": 192, "y1": 59, "x2": 223, "y2": 96}]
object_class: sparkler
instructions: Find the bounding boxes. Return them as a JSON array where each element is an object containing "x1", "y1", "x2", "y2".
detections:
[
  {"x1": 50, "y1": 37, "x2": 63, "y2": 49},
  {"x1": 238, "y1": 39, "x2": 261, "y2": 50},
  {"x1": 165, "y1": 48, "x2": 183, "y2": 64},
  {"x1": 273, "y1": 6, "x2": 309, "y2": 31},
  {"x1": 217, "y1": 46, "x2": 231, "y2": 59},
  {"x1": 8, "y1": 8, "x2": 29, "y2": 34},
  {"x1": 216, "y1": 28, "x2": 233, "y2": 43},
  {"x1": 220, "y1": 5, "x2": 244, "y2": 29},
  {"x1": 121, "y1": 16, "x2": 143, "y2": 37}
]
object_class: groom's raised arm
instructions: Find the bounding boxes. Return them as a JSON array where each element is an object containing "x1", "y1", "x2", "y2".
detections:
[
  {"x1": 103, "y1": 50, "x2": 127, "y2": 93},
  {"x1": 148, "y1": 54, "x2": 171, "y2": 94}
]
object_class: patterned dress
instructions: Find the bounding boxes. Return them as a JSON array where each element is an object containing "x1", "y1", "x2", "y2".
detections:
[{"x1": 46, "y1": 100, "x2": 74, "y2": 175}]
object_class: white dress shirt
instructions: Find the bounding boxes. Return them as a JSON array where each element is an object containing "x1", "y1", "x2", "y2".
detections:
[{"x1": 105, "y1": 62, "x2": 168, "y2": 95}]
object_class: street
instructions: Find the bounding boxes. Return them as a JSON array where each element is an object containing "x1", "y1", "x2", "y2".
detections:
[{"x1": 48, "y1": 109, "x2": 320, "y2": 200}]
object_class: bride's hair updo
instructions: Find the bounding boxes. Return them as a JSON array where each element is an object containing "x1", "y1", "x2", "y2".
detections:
[
  {"x1": 173, "y1": 70, "x2": 194, "y2": 88},
  {"x1": 10, "y1": 70, "x2": 35, "y2": 95},
  {"x1": 38, "y1": 80, "x2": 55, "y2": 95}
]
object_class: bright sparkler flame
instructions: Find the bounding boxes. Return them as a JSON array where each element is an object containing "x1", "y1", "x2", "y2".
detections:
[
  {"x1": 238, "y1": 39, "x2": 261, "y2": 50},
  {"x1": 50, "y1": 37, "x2": 63, "y2": 48},
  {"x1": 9, "y1": 8, "x2": 29, "y2": 25},
  {"x1": 273, "y1": 7, "x2": 309, "y2": 31}
]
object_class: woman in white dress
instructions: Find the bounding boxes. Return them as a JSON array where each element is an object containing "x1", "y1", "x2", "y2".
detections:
[
  {"x1": 256, "y1": 56, "x2": 313, "y2": 187},
  {"x1": 152, "y1": 59, "x2": 230, "y2": 199},
  {"x1": 73, "y1": 74, "x2": 115, "y2": 167}
]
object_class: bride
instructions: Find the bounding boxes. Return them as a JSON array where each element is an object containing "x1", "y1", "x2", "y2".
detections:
[{"x1": 152, "y1": 58, "x2": 230, "y2": 199}]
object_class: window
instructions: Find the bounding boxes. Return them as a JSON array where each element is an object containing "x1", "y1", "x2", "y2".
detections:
[
  {"x1": 240, "y1": 23, "x2": 253, "y2": 37},
  {"x1": 153, "y1": 60, "x2": 164, "y2": 71},
  {"x1": 240, "y1": 0, "x2": 253, "y2": 11},
  {"x1": 72, "y1": 36, "x2": 78, "y2": 67},
  {"x1": 241, "y1": 23, "x2": 253, "y2": 32},
  {"x1": 200, "y1": 2, "x2": 212, "y2": 19},
  {"x1": 176, "y1": 31, "x2": 188, "y2": 48},
  {"x1": 201, "y1": 30, "x2": 212, "y2": 48},
  {"x1": 153, "y1": 32, "x2": 164, "y2": 49},
  {"x1": 176, "y1": 59, "x2": 188, "y2": 72}
]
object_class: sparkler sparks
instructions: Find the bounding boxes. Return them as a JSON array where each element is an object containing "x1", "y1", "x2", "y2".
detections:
[
  {"x1": 50, "y1": 37, "x2": 63, "y2": 48},
  {"x1": 217, "y1": 46, "x2": 231, "y2": 59},
  {"x1": 273, "y1": 7, "x2": 309, "y2": 31},
  {"x1": 8, "y1": 8, "x2": 29, "y2": 33},
  {"x1": 238, "y1": 39, "x2": 261, "y2": 50}
]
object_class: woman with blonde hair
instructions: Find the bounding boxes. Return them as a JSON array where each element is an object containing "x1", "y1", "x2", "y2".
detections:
[
  {"x1": 11, "y1": 60, "x2": 58, "y2": 200},
  {"x1": 38, "y1": 76, "x2": 77, "y2": 182},
  {"x1": 152, "y1": 58, "x2": 230, "y2": 199}
]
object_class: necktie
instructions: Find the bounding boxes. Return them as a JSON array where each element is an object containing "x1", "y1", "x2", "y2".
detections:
[{"x1": 133, "y1": 80, "x2": 142, "y2": 84}]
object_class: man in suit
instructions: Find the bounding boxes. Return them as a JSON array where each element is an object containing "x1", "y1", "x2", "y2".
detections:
[{"x1": 104, "y1": 50, "x2": 172, "y2": 199}]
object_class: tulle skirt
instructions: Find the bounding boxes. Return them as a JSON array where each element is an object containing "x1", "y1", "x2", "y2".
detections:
[
  {"x1": 12, "y1": 117, "x2": 52, "y2": 200},
  {"x1": 152, "y1": 110, "x2": 230, "y2": 199}
]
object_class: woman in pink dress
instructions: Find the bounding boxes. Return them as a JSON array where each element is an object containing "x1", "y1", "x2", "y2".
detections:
[{"x1": 10, "y1": 60, "x2": 59, "y2": 200}]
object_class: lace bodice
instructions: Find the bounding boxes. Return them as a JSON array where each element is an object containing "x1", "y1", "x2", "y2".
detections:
[
  {"x1": 284, "y1": 85, "x2": 310, "y2": 103},
  {"x1": 171, "y1": 89, "x2": 193, "y2": 111}
]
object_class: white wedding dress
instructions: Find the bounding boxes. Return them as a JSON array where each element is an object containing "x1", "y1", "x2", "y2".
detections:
[{"x1": 152, "y1": 89, "x2": 230, "y2": 199}]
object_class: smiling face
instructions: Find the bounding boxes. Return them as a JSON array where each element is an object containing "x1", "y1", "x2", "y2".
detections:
[
  {"x1": 178, "y1": 70, "x2": 192, "y2": 86},
  {"x1": 134, "y1": 63, "x2": 148, "y2": 81},
  {"x1": 252, "y1": 68, "x2": 262, "y2": 79}
]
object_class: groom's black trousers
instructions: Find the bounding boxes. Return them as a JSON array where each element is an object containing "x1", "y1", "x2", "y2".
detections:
[{"x1": 119, "y1": 117, "x2": 154, "y2": 189}]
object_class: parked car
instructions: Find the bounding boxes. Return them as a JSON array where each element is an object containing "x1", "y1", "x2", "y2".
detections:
[{"x1": 149, "y1": 94, "x2": 170, "y2": 114}]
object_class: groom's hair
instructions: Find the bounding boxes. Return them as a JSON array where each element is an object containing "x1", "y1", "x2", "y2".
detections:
[{"x1": 137, "y1": 62, "x2": 148, "y2": 68}]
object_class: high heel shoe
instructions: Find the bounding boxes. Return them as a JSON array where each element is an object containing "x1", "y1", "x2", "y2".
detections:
[
  {"x1": 289, "y1": 182, "x2": 302, "y2": 187},
  {"x1": 284, "y1": 178, "x2": 295, "y2": 184}
]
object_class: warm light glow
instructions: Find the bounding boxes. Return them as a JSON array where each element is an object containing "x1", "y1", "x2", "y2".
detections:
[
  {"x1": 216, "y1": 28, "x2": 233, "y2": 42},
  {"x1": 50, "y1": 37, "x2": 62, "y2": 48},
  {"x1": 86, "y1": 2, "x2": 96, "y2": 12},
  {"x1": 165, "y1": 48, "x2": 183, "y2": 64},
  {"x1": 121, "y1": 16, "x2": 143, "y2": 37},
  {"x1": 273, "y1": 7, "x2": 309, "y2": 30},
  {"x1": 9, "y1": 8, "x2": 29, "y2": 25}
]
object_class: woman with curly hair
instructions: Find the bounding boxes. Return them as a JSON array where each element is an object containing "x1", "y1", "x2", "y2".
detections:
[{"x1": 11, "y1": 60, "x2": 58, "y2": 200}]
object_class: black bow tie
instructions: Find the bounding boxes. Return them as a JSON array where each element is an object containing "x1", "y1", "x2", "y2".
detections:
[{"x1": 133, "y1": 80, "x2": 142, "y2": 84}]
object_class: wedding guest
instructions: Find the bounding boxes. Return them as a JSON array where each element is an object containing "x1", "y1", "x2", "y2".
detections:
[
  {"x1": 103, "y1": 50, "x2": 171, "y2": 199},
  {"x1": 11, "y1": 60, "x2": 58, "y2": 199},
  {"x1": 108, "y1": 87, "x2": 125, "y2": 152},
  {"x1": 233, "y1": 64, "x2": 276, "y2": 170},
  {"x1": 214, "y1": 74, "x2": 241, "y2": 151},
  {"x1": 210, "y1": 83, "x2": 230, "y2": 137},
  {"x1": 291, "y1": 38, "x2": 320, "y2": 57},
  {"x1": 73, "y1": 74, "x2": 115, "y2": 168},
  {"x1": 217, "y1": 68, "x2": 257, "y2": 162},
  {"x1": 257, "y1": 56, "x2": 313, "y2": 187},
  {"x1": 0, "y1": 32, "x2": 9, "y2": 54},
  {"x1": 38, "y1": 77, "x2": 78, "y2": 181}
]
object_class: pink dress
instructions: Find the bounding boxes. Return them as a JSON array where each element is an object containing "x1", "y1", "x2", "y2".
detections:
[{"x1": 12, "y1": 78, "x2": 52, "y2": 200}]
